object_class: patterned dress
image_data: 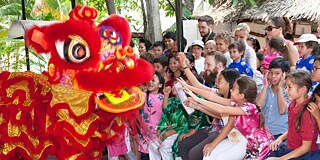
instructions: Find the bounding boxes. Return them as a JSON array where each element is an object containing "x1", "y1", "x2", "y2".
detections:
[
  {"x1": 138, "y1": 92, "x2": 164, "y2": 153},
  {"x1": 231, "y1": 101, "x2": 275, "y2": 160}
]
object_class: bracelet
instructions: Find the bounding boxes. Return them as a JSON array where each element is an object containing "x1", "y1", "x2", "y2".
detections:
[{"x1": 182, "y1": 66, "x2": 188, "y2": 70}]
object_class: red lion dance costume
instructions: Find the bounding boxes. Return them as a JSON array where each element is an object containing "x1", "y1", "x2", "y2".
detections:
[{"x1": 0, "y1": 6, "x2": 154, "y2": 159}]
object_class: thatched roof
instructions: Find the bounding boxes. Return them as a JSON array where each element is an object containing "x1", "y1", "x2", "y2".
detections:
[{"x1": 193, "y1": 0, "x2": 320, "y2": 23}]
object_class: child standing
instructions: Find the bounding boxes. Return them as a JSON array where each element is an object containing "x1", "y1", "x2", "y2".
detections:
[
  {"x1": 294, "y1": 34, "x2": 319, "y2": 73},
  {"x1": 190, "y1": 40, "x2": 205, "y2": 75},
  {"x1": 138, "y1": 71, "x2": 165, "y2": 159},
  {"x1": 153, "y1": 41, "x2": 165, "y2": 58},
  {"x1": 204, "y1": 40, "x2": 216, "y2": 53},
  {"x1": 215, "y1": 32, "x2": 232, "y2": 67},
  {"x1": 184, "y1": 76, "x2": 274, "y2": 159},
  {"x1": 153, "y1": 55, "x2": 168, "y2": 81},
  {"x1": 228, "y1": 42, "x2": 254, "y2": 77},
  {"x1": 257, "y1": 57, "x2": 290, "y2": 139},
  {"x1": 265, "y1": 70, "x2": 318, "y2": 159}
]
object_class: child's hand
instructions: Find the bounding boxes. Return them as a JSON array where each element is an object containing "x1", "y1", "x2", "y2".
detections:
[
  {"x1": 163, "y1": 86, "x2": 171, "y2": 96},
  {"x1": 164, "y1": 71, "x2": 171, "y2": 83},
  {"x1": 269, "y1": 137, "x2": 283, "y2": 151},
  {"x1": 177, "y1": 77, "x2": 189, "y2": 88},
  {"x1": 179, "y1": 133, "x2": 189, "y2": 141},
  {"x1": 203, "y1": 142, "x2": 216, "y2": 157},
  {"x1": 307, "y1": 102, "x2": 320, "y2": 119},
  {"x1": 278, "y1": 72, "x2": 286, "y2": 89}
]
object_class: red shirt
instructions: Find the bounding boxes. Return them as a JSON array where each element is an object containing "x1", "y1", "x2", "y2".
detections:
[{"x1": 287, "y1": 99, "x2": 318, "y2": 151}]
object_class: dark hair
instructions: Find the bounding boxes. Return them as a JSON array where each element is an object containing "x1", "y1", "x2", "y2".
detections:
[
  {"x1": 236, "y1": 76, "x2": 265, "y2": 128},
  {"x1": 154, "y1": 71, "x2": 165, "y2": 91},
  {"x1": 153, "y1": 41, "x2": 164, "y2": 50},
  {"x1": 316, "y1": 55, "x2": 320, "y2": 62},
  {"x1": 146, "y1": 71, "x2": 165, "y2": 102},
  {"x1": 269, "y1": 57, "x2": 290, "y2": 73},
  {"x1": 163, "y1": 32, "x2": 177, "y2": 41},
  {"x1": 256, "y1": 52, "x2": 264, "y2": 62},
  {"x1": 270, "y1": 17, "x2": 292, "y2": 36},
  {"x1": 139, "y1": 38, "x2": 152, "y2": 51},
  {"x1": 269, "y1": 37, "x2": 289, "y2": 60},
  {"x1": 153, "y1": 55, "x2": 168, "y2": 67},
  {"x1": 228, "y1": 42, "x2": 246, "y2": 53},
  {"x1": 220, "y1": 68, "x2": 241, "y2": 98},
  {"x1": 185, "y1": 52, "x2": 198, "y2": 74},
  {"x1": 198, "y1": 15, "x2": 214, "y2": 26},
  {"x1": 247, "y1": 36, "x2": 261, "y2": 52},
  {"x1": 167, "y1": 53, "x2": 181, "y2": 74},
  {"x1": 206, "y1": 51, "x2": 227, "y2": 67},
  {"x1": 285, "y1": 70, "x2": 312, "y2": 131},
  {"x1": 305, "y1": 41, "x2": 319, "y2": 55},
  {"x1": 140, "y1": 52, "x2": 155, "y2": 64}
]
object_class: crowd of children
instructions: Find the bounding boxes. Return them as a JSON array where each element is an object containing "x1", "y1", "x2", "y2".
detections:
[{"x1": 107, "y1": 16, "x2": 320, "y2": 160}]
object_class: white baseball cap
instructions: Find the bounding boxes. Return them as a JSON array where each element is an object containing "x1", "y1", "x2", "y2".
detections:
[
  {"x1": 191, "y1": 40, "x2": 204, "y2": 48},
  {"x1": 294, "y1": 34, "x2": 318, "y2": 44}
]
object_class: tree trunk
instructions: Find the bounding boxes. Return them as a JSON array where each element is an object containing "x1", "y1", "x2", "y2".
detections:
[
  {"x1": 106, "y1": 0, "x2": 116, "y2": 15},
  {"x1": 145, "y1": 0, "x2": 162, "y2": 43}
]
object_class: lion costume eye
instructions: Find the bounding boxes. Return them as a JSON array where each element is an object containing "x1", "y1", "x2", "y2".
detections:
[{"x1": 55, "y1": 35, "x2": 90, "y2": 63}]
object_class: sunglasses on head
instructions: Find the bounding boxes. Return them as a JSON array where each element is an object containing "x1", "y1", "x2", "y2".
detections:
[{"x1": 264, "y1": 26, "x2": 279, "y2": 32}]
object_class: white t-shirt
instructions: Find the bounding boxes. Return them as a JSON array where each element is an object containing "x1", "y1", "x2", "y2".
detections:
[
  {"x1": 224, "y1": 51, "x2": 232, "y2": 67},
  {"x1": 194, "y1": 57, "x2": 205, "y2": 75}
]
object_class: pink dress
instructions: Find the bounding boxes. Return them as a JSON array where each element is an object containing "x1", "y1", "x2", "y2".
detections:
[
  {"x1": 262, "y1": 51, "x2": 282, "y2": 71},
  {"x1": 231, "y1": 101, "x2": 274, "y2": 160},
  {"x1": 138, "y1": 92, "x2": 164, "y2": 153}
]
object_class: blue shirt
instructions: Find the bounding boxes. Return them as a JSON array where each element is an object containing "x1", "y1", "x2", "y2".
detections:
[
  {"x1": 228, "y1": 59, "x2": 254, "y2": 77},
  {"x1": 296, "y1": 55, "x2": 315, "y2": 73},
  {"x1": 261, "y1": 86, "x2": 290, "y2": 136}
]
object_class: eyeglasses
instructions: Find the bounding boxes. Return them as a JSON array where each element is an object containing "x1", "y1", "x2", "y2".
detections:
[
  {"x1": 264, "y1": 26, "x2": 280, "y2": 32},
  {"x1": 312, "y1": 67, "x2": 320, "y2": 72}
]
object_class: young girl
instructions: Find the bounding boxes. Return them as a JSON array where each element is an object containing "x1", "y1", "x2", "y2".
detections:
[
  {"x1": 215, "y1": 32, "x2": 232, "y2": 67},
  {"x1": 204, "y1": 40, "x2": 216, "y2": 53},
  {"x1": 262, "y1": 37, "x2": 287, "y2": 73},
  {"x1": 177, "y1": 68, "x2": 241, "y2": 160},
  {"x1": 184, "y1": 76, "x2": 274, "y2": 159},
  {"x1": 165, "y1": 53, "x2": 184, "y2": 96},
  {"x1": 138, "y1": 71, "x2": 165, "y2": 159},
  {"x1": 265, "y1": 70, "x2": 318, "y2": 159}
]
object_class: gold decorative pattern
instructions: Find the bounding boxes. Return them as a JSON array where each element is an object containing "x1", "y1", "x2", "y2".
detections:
[
  {"x1": 6, "y1": 80, "x2": 32, "y2": 106},
  {"x1": 8, "y1": 122, "x2": 27, "y2": 137},
  {"x1": 51, "y1": 84, "x2": 92, "y2": 116},
  {"x1": 56, "y1": 109, "x2": 99, "y2": 136},
  {"x1": 68, "y1": 153, "x2": 82, "y2": 160},
  {"x1": 2, "y1": 140, "x2": 53, "y2": 159}
]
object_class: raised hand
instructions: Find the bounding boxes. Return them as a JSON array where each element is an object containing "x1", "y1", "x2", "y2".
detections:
[
  {"x1": 163, "y1": 86, "x2": 172, "y2": 96},
  {"x1": 307, "y1": 102, "x2": 320, "y2": 119},
  {"x1": 177, "y1": 77, "x2": 189, "y2": 88},
  {"x1": 183, "y1": 88, "x2": 198, "y2": 100},
  {"x1": 177, "y1": 52, "x2": 187, "y2": 68},
  {"x1": 184, "y1": 97, "x2": 199, "y2": 110}
]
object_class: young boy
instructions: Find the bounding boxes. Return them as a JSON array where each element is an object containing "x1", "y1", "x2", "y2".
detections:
[
  {"x1": 256, "y1": 57, "x2": 290, "y2": 139},
  {"x1": 153, "y1": 55, "x2": 168, "y2": 80},
  {"x1": 153, "y1": 41, "x2": 164, "y2": 58},
  {"x1": 190, "y1": 40, "x2": 205, "y2": 75},
  {"x1": 294, "y1": 34, "x2": 319, "y2": 73},
  {"x1": 228, "y1": 42, "x2": 253, "y2": 77}
]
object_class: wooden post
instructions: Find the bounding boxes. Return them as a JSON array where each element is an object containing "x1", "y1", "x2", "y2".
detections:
[{"x1": 175, "y1": 0, "x2": 183, "y2": 52}]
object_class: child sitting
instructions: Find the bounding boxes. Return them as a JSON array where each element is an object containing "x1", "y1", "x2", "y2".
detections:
[
  {"x1": 257, "y1": 57, "x2": 290, "y2": 139},
  {"x1": 228, "y1": 42, "x2": 254, "y2": 77},
  {"x1": 190, "y1": 40, "x2": 205, "y2": 75},
  {"x1": 204, "y1": 40, "x2": 216, "y2": 53}
]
